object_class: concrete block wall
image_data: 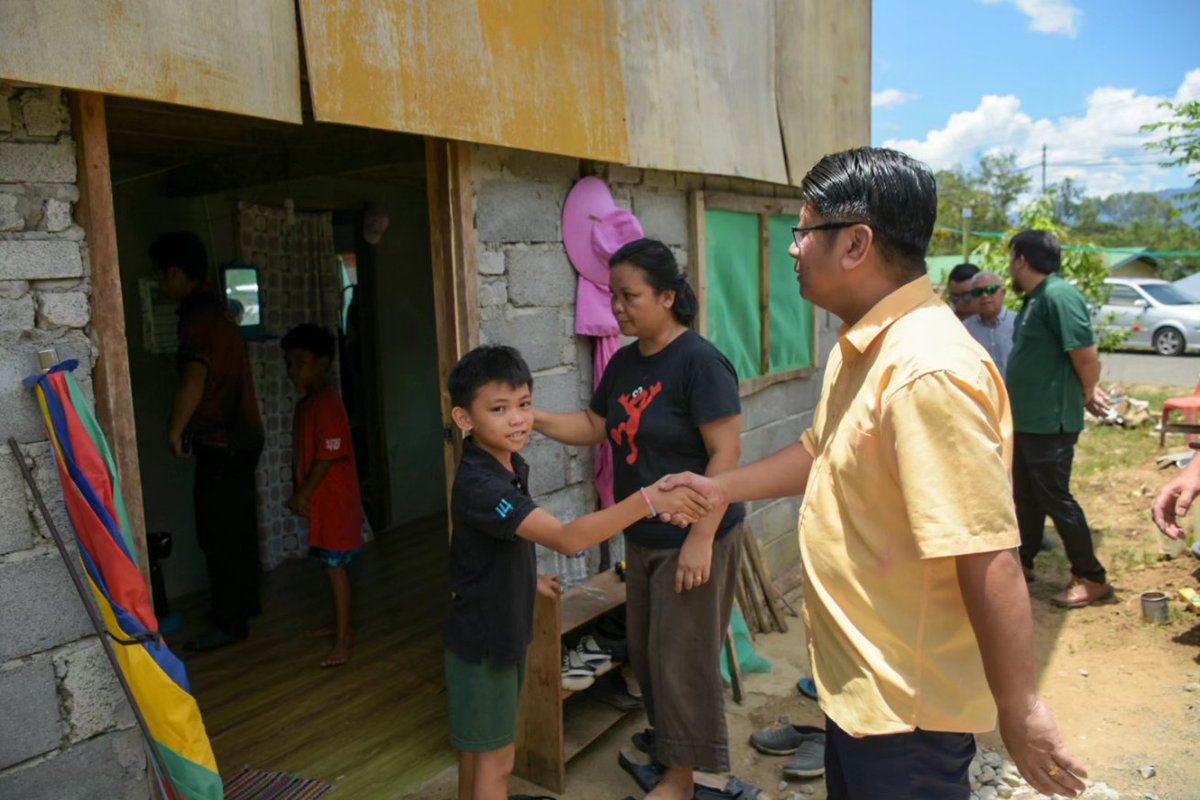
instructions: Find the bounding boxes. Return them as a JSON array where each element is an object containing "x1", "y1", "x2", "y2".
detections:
[
  {"x1": 470, "y1": 144, "x2": 826, "y2": 582},
  {"x1": 0, "y1": 82, "x2": 149, "y2": 798}
]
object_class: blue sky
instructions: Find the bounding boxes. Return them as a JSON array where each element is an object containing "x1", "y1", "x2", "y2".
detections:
[{"x1": 872, "y1": 0, "x2": 1200, "y2": 197}]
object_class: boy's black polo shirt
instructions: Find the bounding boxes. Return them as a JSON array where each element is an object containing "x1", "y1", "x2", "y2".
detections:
[{"x1": 444, "y1": 439, "x2": 539, "y2": 666}]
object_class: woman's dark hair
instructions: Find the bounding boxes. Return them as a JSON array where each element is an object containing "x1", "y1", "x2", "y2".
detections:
[
  {"x1": 1009, "y1": 229, "x2": 1062, "y2": 274},
  {"x1": 449, "y1": 345, "x2": 533, "y2": 409},
  {"x1": 148, "y1": 231, "x2": 209, "y2": 283},
  {"x1": 800, "y1": 147, "x2": 937, "y2": 278},
  {"x1": 608, "y1": 238, "x2": 699, "y2": 326}
]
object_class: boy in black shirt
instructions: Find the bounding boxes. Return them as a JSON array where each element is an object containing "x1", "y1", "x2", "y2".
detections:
[{"x1": 444, "y1": 345, "x2": 708, "y2": 800}]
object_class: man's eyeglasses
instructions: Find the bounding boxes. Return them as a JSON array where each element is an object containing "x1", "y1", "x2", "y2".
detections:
[
  {"x1": 791, "y1": 221, "x2": 863, "y2": 248},
  {"x1": 970, "y1": 285, "x2": 1002, "y2": 298}
]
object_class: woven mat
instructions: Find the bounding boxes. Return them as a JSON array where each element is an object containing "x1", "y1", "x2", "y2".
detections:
[{"x1": 223, "y1": 767, "x2": 334, "y2": 800}]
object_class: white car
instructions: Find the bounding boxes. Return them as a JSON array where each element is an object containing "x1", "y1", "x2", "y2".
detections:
[{"x1": 1095, "y1": 277, "x2": 1200, "y2": 356}]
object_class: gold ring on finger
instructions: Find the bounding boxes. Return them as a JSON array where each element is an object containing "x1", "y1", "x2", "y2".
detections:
[{"x1": 1046, "y1": 765, "x2": 1060, "y2": 777}]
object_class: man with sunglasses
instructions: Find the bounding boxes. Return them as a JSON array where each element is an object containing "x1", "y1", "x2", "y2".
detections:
[
  {"x1": 963, "y1": 271, "x2": 1016, "y2": 374},
  {"x1": 946, "y1": 262, "x2": 982, "y2": 320}
]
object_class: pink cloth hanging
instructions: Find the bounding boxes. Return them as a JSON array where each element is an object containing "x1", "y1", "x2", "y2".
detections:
[{"x1": 576, "y1": 277, "x2": 621, "y2": 508}]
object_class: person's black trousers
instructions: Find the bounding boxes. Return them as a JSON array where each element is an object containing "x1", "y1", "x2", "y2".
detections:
[
  {"x1": 824, "y1": 716, "x2": 975, "y2": 799},
  {"x1": 1013, "y1": 431, "x2": 1106, "y2": 584},
  {"x1": 194, "y1": 447, "x2": 262, "y2": 637}
]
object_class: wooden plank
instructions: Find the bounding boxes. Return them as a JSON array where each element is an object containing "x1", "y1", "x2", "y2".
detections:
[
  {"x1": 774, "y1": 0, "x2": 872, "y2": 185},
  {"x1": 725, "y1": 629, "x2": 744, "y2": 704},
  {"x1": 298, "y1": 0, "x2": 627, "y2": 163},
  {"x1": 514, "y1": 587, "x2": 566, "y2": 793},
  {"x1": 705, "y1": 192, "x2": 805, "y2": 217},
  {"x1": 449, "y1": 141, "x2": 481, "y2": 352},
  {"x1": 620, "y1": 0, "x2": 787, "y2": 183},
  {"x1": 759, "y1": 215, "x2": 771, "y2": 376},
  {"x1": 688, "y1": 190, "x2": 708, "y2": 336},
  {"x1": 744, "y1": 531, "x2": 788, "y2": 634},
  {"x1": 734, "y1": 570, "x2": 756, "y2": 638},
  {"x1": 563, "y1": 694, "x2": 632, "y2": 762},
  {"x1": 70, "y1": 93, "x2": 150, "y2": 582},
  {"x1": 0, "y1": 1, "x2": 301, "y2": 123},
  {"x1": 738, "y1": 367, "x2": 817, "y2": 398},
  {"x1": 561, "y1": 570, "x2": 626, "y2": 635},
  {"x1": 740, "y1": 560, "x2": 771, "y2": 635}
]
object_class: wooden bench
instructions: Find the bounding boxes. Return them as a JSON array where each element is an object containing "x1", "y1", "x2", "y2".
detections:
[{"x1": 513, "y1": 570, "x2": 631, "y2": 793}]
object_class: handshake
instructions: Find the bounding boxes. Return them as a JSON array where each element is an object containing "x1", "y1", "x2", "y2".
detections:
[{"x1": 644, "y1": 472, "x2": 725, "y2": 526}]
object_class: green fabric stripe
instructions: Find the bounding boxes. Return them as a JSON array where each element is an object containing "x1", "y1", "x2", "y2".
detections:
[
  {"x1": 65, "y1": 373, "x2": 137, "y2": 560},
  {"x1": 159, "y1": 742, "x2": 224, "y2": 800}
]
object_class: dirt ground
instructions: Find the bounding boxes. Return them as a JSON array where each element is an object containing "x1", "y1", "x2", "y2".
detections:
[{"x1": 407, "y1": 384, "x2": 1200, "y2": 800}]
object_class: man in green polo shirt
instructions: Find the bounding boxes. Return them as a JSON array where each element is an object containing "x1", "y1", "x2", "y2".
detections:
[{"x1": 1006, "y1": 230, "x2": 1114, "y2": 608}]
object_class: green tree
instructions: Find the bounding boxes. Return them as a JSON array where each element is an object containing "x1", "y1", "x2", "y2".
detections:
[
  {"x1": 1144, "y1": 99, "x2": 1200, "y2": 210},
  {"x1": 930, "y1": 151, "x2": 1031, "y2": 256}
]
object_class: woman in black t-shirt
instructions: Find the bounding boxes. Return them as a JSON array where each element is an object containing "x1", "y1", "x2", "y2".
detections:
[{"x1": 535, "y1": 238, "x2": 745, "y2": 789}]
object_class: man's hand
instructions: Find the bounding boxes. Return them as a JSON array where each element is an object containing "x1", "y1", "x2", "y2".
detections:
[
  {"x1": 286, "y1": 491, "x2": 311, "y2": 518},
  {"x1": 675, "y1": 534, "x2": 713, "y2": 593},
  {"x1": 168, "y1": 430, "x2": 189, "y2": 459},
  {"x1": 998, "y1": 699, "x2": 1088, "y2": 797},
  {"x1": 1084, "y1": 385, "x2": 1112, "y2": 418},
  {"x1": 1152, "y1": 457, "x2": 1200, "y2": 539},
  {"x1": 536, "y1": 574, "x2": 563, "y2": 598},
  {"x1": 657, "y1": 472, "x2": 725, "y2": 527}
]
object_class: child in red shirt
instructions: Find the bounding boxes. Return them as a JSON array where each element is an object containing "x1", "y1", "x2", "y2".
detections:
[{"x1": 282, "y1": 324, "x2": 363, "y2": 668}]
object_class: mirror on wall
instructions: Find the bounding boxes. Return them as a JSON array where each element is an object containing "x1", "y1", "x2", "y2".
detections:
[{"x1": 222, "y1": 263, "x2": 267, "y2": 339}]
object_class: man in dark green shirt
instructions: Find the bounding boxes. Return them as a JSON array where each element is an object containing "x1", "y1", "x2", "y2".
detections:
[{"x1": 1006, "y1": 230, "x2": 1113, "y2": 608}]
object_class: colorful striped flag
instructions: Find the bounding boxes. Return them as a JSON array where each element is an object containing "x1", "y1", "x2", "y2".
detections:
[{"x1": 26, "y1": 361, "x2": 222, "y2": 800}]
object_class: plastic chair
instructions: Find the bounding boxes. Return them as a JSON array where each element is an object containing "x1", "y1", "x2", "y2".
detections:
[{"x1": 1160, "y1": 377, "x2": 1200, "y2": 446}]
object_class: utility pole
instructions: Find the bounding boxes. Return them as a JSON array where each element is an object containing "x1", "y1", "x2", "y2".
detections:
[
  {"x1": 1042, "y1": 144, "x2": 1047, "y2": 194},
  {"x1": 961, "y1": 207, "x2": 972, "y2": 262}
]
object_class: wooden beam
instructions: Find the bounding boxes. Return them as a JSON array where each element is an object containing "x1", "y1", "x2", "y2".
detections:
[
  {"x1": 738, "y1": 367, "x2": 817, "y2": 398},
  {"x1": 758, "y1": 214, "x2": 771, "y2": 376},
  {"x1": 71, "y1": 92, "x2": 150, "y2": 581},
  {"x1": 705, "y1": 191, "x2": 804, "y2": 217},
  {"x1": 688, "y1": 190, "x2": 708, "y2": 335}
]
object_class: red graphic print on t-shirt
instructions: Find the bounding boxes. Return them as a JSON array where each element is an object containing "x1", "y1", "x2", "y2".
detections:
[{"x1": 610, "y1": 381, "x2": 663, "y2": 465}]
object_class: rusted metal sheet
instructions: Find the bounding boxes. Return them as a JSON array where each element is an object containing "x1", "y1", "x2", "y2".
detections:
[
  {"x1": 0, "y1": 0, "x2": 301, "y2": 123},
  {"x1": 775, "y1": 0, "x2": 872, "y2": 185},
  {"x1": 298, "y1": 0, "x2": 628, "y2": 163},
  {"x1": 619, "y1": 0, "x2": 789, "y2": 184}
]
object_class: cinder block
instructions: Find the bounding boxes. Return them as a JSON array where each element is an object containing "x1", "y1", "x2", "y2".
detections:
[
  {"x1": 0, "y1": 655, "x2": 61, "y2": 768},
  {"x1": 0, "y1": 444, "x2": 34, "y2": 555},
  {"x1": 522, "y1": 435, "x2": 566, "y2": 496},
  {"x1": 740, "y1": 415, "x2": 804, "y2": 465},
  {"x1": 42, "y1": 199, "x2": 72, "y2": 233},
  {"x1": 53, "y1": 639, "x2": 134, "y2": 743},
  {"x1": 632, "y1": 190, "x2": 688, "y2": 247},
  {"x1": 19, "y1": 90, "x2": 64, "y2": 137},
  {"x1": 641, "y1": 170, "x2": 675, "y2": 190},
  {"x1": 0, "y1": 281, "x2": 29, "y2": 300},
  {"x1": 0, "y1": 193, "x2": 23, "y2": 231},
  {"x1": 0, "y1": 240, "x2": 83, "y2": 281},
  {"x1": 530, "y1": 367, "x2": 589, "y2": 412},
  {"x1": 743, "y1": 376, "x2": 821, "y2": 431},
  {"x1": 37, "y1": 291, "x2": 89, "y2": 329},
  {"x1": 475, "y1": 180, "x2": 569, "y2": 244},
  {"x1": 479, "y1": 278, "x2": 508, "y2": 308},
  {"x1": 506, "y1": 248, "x2": 576, "y2": 308},
  {"x1": 481, "y1": 310, "x2": 563, "y2": 371},
  {"x1": 0, "y1": 334, "x2": 93, "y2": 444},
  {"x1": 0, "y1": 95, "x2": 11, "y2": 133},
  {"x1": 0, "y1": 294, "x2": 35, "y2": 331},
  {"x1": 759, "y1": 525, "x2": 801, "y2": 577},
  {"x1": 477, "y1": 248, "x2": 505, "y2": 276},
  {"x1": 0, "y1": 554, "x2": 93, "y2": 661},
  {"x1": 763, "y1": 496, "x2": 801, "y2": 541},
  {"x1": 0, "y1": 728, "x2": 148, "y2": 800},
  {"x1": 503, "y1": 149, "x2": 580, "y2": 182},
  {"x1": 0, "y1": 141, "x2": 77, "y2": 183},
  {"x1": 606, "y1": 164, "x2": 642, "y2": 185},
  {"x1": 535, "y1": 481, "x2": 593, "y2": 522}
]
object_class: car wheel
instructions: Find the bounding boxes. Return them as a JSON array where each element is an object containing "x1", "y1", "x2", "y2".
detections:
[{"x1": 1153, "y1": 327, "x2": 1185, "y2": 356}]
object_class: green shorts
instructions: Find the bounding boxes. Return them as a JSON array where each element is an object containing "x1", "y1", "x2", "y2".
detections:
[{"x1": 444, "y1": 648, "x2": 526, "y2": 752}]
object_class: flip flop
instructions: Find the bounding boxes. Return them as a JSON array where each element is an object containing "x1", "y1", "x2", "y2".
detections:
[
  {"x1": 796, "y1": 676, "x2": 818, "y2": 700},
  {"x1": 694, "y1": 777, "x2": 762, "y2": 800},
  {"x1": 618, "y1": 747, "x2": 663, "y2": 792}
]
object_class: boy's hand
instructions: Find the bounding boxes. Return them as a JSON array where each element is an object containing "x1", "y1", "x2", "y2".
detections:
[
  {"x1": 649, "y1": 483, "x2": 711, "y2": 525},
  {"x1": 656, "y1": 472, "x2": 723, "y2": 527},
  {"x1": 167, "y1": 430, "x2": 189, "y2": 459},
  {"x1": 537, "y1": 574, "x2": 562, "y2": 598},
  {"x1": 286, "y1": 491, "x2": 311, "y2": 518}
]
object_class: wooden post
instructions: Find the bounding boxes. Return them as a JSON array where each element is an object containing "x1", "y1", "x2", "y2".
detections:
[
  {"x1": 688, "y1": 190, "x2": 708, "y2": 335},
  {"x1": 70, "y1": 92, "x2": 150, "y2": 581},
  {"x1": 758, "y1": 214, "x2": 771, "y2": 376}
]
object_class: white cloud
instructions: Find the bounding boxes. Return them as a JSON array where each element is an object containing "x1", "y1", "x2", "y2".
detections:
[
  {"x1": 882, "y1": 69, "x2": 1199, "y2": 197},
  {"x1": 872, "y1": 89, "x2": 917, "y2": 109},
  {"x1": 980, "y1": 0, "x2": 1082, "y2": 38}
]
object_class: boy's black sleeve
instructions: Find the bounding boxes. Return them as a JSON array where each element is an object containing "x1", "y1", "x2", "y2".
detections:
[{"x1": 459, "y1": 473, "x2": 539, "y2": 541}]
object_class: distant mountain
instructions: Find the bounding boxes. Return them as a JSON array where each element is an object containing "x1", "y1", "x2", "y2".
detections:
[{"x1": 1158, "y1": 188, "x2": 1200, "y2": 225}]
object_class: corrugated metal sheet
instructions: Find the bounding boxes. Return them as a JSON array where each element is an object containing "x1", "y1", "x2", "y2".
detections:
[
  {"x1": 0, "y1": 0, "x2": 302, "y2": 123},
  {"x1": 620, "y1": 0, "x2": 789, "y2": 184},
  {"x1": 775, "y1": 0, "x2": 872, "y2": 185},
  {"x1": 297, "y1": 0, "x2": 628, "y2": 163}
]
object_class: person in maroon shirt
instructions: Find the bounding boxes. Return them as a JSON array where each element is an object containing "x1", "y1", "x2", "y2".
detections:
[{"x1": 151, "y1": 231, "x2": 265, "y2": 652}]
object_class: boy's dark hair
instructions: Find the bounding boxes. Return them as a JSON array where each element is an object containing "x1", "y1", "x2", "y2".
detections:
[
  {"x1": 281, "y1": 323, "x2": 336, "y2": 359},
  {"x1": 148, "y1": 231, "x2": 209, "y2": 283},
  {"x1": 608, "y1": 238, "x2": 699, "y2": 327},
  {"x1": 800, "y1": 147, "x2": 937, "y2": 278},
  {"x1": 948, "y1": 263, "x2": 979, "y2": 284},
  {"x1": 1009, "y1": 229, "x2": 1062, "y2": 274},
  {"x1": 449, "y1": 345, "x2": 533, "y2": 409}
]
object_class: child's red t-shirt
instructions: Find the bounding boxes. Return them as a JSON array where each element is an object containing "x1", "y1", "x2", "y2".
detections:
[{"x1": 293, "y1": 385, "x2": 364, "y2": 552}]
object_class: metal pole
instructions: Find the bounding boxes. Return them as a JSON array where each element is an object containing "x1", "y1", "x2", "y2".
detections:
[
  {"x1": 8, "y1": 438, "x2": 180, "y2": 800},
  {"x1": 961, "y1": 207, "x2": 973, "y2": 262},
  {"x1": 1042, "y1": 144, "x2": 1047, "y2": 194}
]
